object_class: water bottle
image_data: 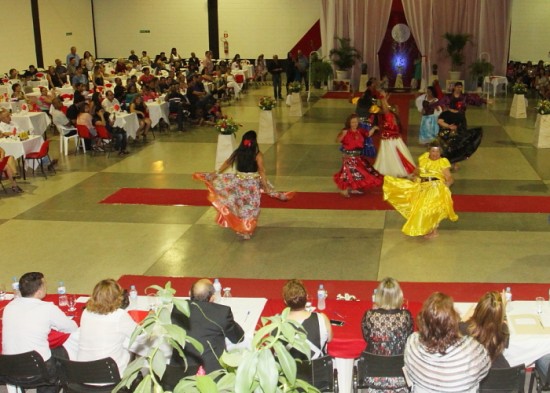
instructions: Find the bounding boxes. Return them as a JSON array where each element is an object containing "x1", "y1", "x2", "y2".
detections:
[
  {"x1": 317, "y1": 284, "x2": 326, "y2": 311},
  {"x1": 213, "y1": 279, "x2": 222, "y2": 302},
  {"x1": 505, "y1": 287, "x2": 512, "y2": 302},
  {"x1": 372, "y1": 289, "x2": 378, "y2": 306},
  {"x1": 505, "y1": 287, "x2": 512, "y2": 312},
  {"x1": 57, "y1": 281, "x2": 68, "y2": 307},
  {"x1": 11, "y1": 277, "x2": 20, "y2": 298},
  {"x1": 223, "y1": 287, "x2": 232, "y2": 298},
  {"x1": 129, "y1": 285, "x2": 138, "y2": 308}
]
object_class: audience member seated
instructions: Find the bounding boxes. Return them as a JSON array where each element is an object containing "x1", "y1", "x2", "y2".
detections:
[
  {"x1": 73, "y1": 82, "x2": 87, "y2": 105},
  {"x1": 54, "y1": 59, "x2": 68, "y2": 83},
  {"x1": 52, "y1": 97, "x2": 76, "y2": 132},
  {"x1": 128, "y1": 50, "x2": 139, "y2": 63},
  {"x1": 2, "y1": 272, "x2": 78, "y2": 393},
  {"x1": 102, "y1": 90, "x2": 120, "y2": 113},
  {"x1": 82, "y1": 51, "x2": 95, "y2": 72},
  {"x1": 404, "y1": 292, "x2": 491, "y2": 393},
  {"x1": 129, "y1": 94, "x2": 151, "y2": 142},
  {"x1": 8, "y1": 68, "x2": 19, "y2": 80},
  {"x1": 37, "y1": 87, "x2": 56, "y2": 113},
  {"x1": 361, "y1": 277, "x2": 412, "y2": 392},
  {"x1": 139, "y1": 67, "x2": 154, "y2": 87},
  {"x1": 92, "y1": 65, "x2": 105, "y2": 89},
  {"x1": 77, "y1": 279, "x2": 137, "y2": 375},
  {"x1": 170, "y1": 278, "x2": 244, "y2": 373},
  {"x1": 46, "y1": 65, "x2": 63, "y2": 88},
  {"x1": 188, "y1": 52, "x2": 200, "y2": 73},
  {"x1": 72, "y1": 66, "x2": 88, "y2": 88},
  {"x1": 459, "y1": 291, "x2": 510, "y2": 368},
  {"x1": 77, "y1": 102, "x2": 102, "y2": 151},
  {"x1": 11, "y1": 83, "x2": 26, "y2": 101},
  {"x1": 0, "y1": 146, "x2": 23, "y2": 193},
  {"x1": 0, "y1": 108, "x2": 19, "y2": 134},
  {"x1": 140, "y1": 50, "x2": 151, "y2": 67},
  {"x1": 23, "y1": 64, "x2": 38, "y2": 80},
  {"x1": 113, "y1": 77, "x2": 126, "y2": 104},
  {"x1": 114, "y1": 58, "x2": 127, "y2": 75},
  {"x1": 166, "y1": 83, "x2": 190, "y2": 131},
  {"x1": 283, "y1": 279, "x2": 332, "y2": 360}
]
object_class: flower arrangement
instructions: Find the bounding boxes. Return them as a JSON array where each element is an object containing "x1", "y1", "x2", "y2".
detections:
[
  {"x1": 214, "y1": 116, "x2": 241, "y2": 135},
  {"x1": 535, "y1": 99, "x2": 550, "y2": 115},
  {"x1": 288, "y1": 81, "x2": 302, "y2": 93},
  {"x1": 258, "y1": 96, "x2": 276, "y2": 110},
  {"x1": 512, "y1": 83, "x2": 528, "y2": 95}
]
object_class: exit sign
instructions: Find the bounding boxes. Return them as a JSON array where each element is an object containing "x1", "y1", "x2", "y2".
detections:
[
  {"x1": 139, "y1": 30, "x2": 150, "y2": 34},
  {"x1": 65, "y1": 32, "x2": 72, "y2": 36}
]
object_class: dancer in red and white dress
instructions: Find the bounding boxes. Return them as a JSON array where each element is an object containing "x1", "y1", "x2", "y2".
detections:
[{"x1": 373, "y1": 92, "x2": 416, "y2": 178}]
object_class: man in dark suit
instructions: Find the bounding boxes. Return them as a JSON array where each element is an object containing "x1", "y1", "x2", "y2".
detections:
[{"x1": 170, "y1": 279, "x2": 244, "y2": 373}]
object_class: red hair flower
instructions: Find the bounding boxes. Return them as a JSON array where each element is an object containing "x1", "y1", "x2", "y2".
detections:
[{"x1": 243, "y1": 139, "x2": 252, "y2": 147}]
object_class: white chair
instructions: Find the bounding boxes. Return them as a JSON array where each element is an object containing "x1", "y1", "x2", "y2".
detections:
[{"x1": 55, "y1": 123, "x2": 79, "y2": 156}]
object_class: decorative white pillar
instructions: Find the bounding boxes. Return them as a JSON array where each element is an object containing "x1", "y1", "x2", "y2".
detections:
[
  {"x1": 509, "y1": 94, "x2": 527, "y2": 118},
  {"x1": 533, "y1": 114, "x2": 550, "y2": 148},
  {"x1": 215, "y1": 133, "x2": 237, "y2": 170},
  {"x1": 258, "y1": 110, "x2": 276, "y2": 144},
  {"x1": 289, "y1": 92, "x2": 303, "y2": 117}
]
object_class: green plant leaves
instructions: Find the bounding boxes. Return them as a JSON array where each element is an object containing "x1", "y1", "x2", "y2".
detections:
[{"x1": 257, "y1": 349, "x2": 278, "y2": 393}]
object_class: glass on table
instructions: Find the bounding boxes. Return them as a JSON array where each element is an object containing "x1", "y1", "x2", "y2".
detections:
[
  {"x1": 0, "y1": 284, "x2": 5, "y2": 301},
  {"x1": 537, "y1": 297, "x2": 545, "y2": 315},
  {"x1": 147, "y1": 294, "x2": 159, "y2": 311},
  {"x1": 67, "y1": 295, "x2": 76, "y2": 312}
]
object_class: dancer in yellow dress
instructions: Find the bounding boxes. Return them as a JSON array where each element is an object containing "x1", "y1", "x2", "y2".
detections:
[{"x1": 383, "y1": 142, "x2": 458, "y2": 238}]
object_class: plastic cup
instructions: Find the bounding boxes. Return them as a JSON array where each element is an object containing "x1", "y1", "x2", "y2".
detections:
[{"x1": 537, "y1": 297, "x2": 544, "y2": 314}]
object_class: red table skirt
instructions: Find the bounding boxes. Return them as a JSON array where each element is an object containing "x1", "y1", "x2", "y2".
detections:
[{"x1": 262, "y1": 299, "x2": 422, "y2": 359}]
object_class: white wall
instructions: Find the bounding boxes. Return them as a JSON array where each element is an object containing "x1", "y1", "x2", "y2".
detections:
[
  {"x1": 509, "y1": 0, "x2": 550, "y2": 62},
  {"x1": 39, "y1": 0, "x2": 95, "y2": 66},
  {"x1": 92, "y1": 0, "x2": 209, "y2": 59},
  {"x1": 0, "y1": 1, "x2": 35, "y2": 73},
  {"x1": 218, "y1": 0, "x2": 320, "y2": 59}
]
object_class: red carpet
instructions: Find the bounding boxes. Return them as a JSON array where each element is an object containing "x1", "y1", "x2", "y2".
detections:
[
  {"x1": 101, "y1": 188, "x2": 550, "y2": 213},
  {"x1": 118, "y1": 275, "x2": 548, "y2": 303}
]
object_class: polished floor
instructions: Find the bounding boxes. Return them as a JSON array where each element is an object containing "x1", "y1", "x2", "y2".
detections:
[{"x1": 1, "y1": 85, "x2": 549, "y2": 294}]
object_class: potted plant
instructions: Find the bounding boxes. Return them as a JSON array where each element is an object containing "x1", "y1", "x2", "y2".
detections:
[
  {"x1": 534, "y1": 99, "x2": 550, "y2": 147},
  {"x1": 509, "y1": 83, "x2": 528, "y2": 119},
  {"x1": 469, "y1": 59, "x2": 494, "y2": 90},
  {"x1": 115, "y1": 283, "x2": 317, "y2": 393},
  {"x1": 310, "y1": 55, "x2": 334, "y2": 89},
  {"x1": 329, "y1": 37, "x2": 361, "y2": 80},
  {"x1": 442, "y1": 32, "x2": 472, "y2": 79}
]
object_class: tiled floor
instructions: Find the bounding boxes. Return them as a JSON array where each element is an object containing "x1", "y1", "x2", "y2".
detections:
[{"x1": 1, "y1": 85, "x2": 549, "y2": 295}]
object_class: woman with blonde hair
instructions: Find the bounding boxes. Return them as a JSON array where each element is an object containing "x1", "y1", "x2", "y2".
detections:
[
  {"x1": 77, "y1": 279, "x2": 136, "y2": 374},
  {"x1": 361, "y1": 277, "x2": 412, "y2": 392},
  {"x1": 460, "y1": 291, "x2": 509, "y2": 367}
]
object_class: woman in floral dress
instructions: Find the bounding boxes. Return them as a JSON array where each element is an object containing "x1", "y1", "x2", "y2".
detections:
[
  {"x1": 361, "y1": 277, "x2": 413, "y2": 392},
  {"x1": 334, "y1": 113, "x2": 383, "y2": 197},
  {"x1": 193, "y1": 130, "x2": 294, "y2": 240}
]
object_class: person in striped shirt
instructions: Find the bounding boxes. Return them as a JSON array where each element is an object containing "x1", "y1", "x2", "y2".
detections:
[{"x1": 404, "y1": 292, "x2": 491, "y2": 393}]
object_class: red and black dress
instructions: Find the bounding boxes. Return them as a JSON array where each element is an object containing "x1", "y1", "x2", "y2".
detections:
[{"x1": 333, "y1": 128, "x2": 383, "y2": 191}]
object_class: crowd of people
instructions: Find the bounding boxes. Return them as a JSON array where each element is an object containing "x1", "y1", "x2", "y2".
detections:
[
  {"x1": 507, "y1": 60, "x2": 550, "y2": 99},
  {"x1": 3, "y1": 272, "x2": 546, "y2": 393}
]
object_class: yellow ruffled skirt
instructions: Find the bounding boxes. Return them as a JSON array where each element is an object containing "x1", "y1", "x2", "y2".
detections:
[{"x1": 383, "y1": 176, "x2": 458, "y2": 236}]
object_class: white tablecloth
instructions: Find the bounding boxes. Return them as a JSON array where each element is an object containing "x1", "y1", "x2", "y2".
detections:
[
  {"x1": 11, "y1": 112, "x2": 51, "y2": 135},
  {"x1": 113, "y1": 112, "x2": 140, "y2": 139},
  {"x1": 0, "y1": 135, "x2": 43, "y2": 160},
  {"x1": 56, "y1": 86, "x2": 75, "y2": 96},
  {"x1": 28, "y1": 80, "x2": 49, "y2": 88},
  {"x1": 456, "y1": 301, "x2": 550, "y2": 367},
  {"x1": 147, "y1": 101, "x2": 169, "y2": 128},
  {"x1": 483, "y1": 76, "x2": 508, "y2": 98}
]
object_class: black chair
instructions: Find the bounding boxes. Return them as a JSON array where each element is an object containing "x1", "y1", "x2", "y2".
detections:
[
  {"x1": 55, "y1": 357, "x2": 120, "y2": 393},
  {"x1": 296, "y1": 355, "x2": 338, "y2": 392},
  {"x1": 529, "y1": 361, "x2": 550, "y2": 393},
  {"x1": 480, "y1": 364, "x2": 525, "y2": 392},
  {"x1": 352, "y1": 352, "x2": 406, "y2": 393},
  {"x1": 0, "y1": 350, "x2": 58, "y2": 391},
  {"x1": 160, "y1": 363, "x2": 200, "y2": 391}
]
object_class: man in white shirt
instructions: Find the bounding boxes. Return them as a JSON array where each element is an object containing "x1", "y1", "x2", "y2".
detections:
[
  {"x1": 101, "y1": 90, "x2": 120, "y2": 114},
  {"x1": 2, "y1": 272, "x2": 78, "y2": 393},
  {"x1": 0, "y1": 109, "x2": 19, "y2": 135}
]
